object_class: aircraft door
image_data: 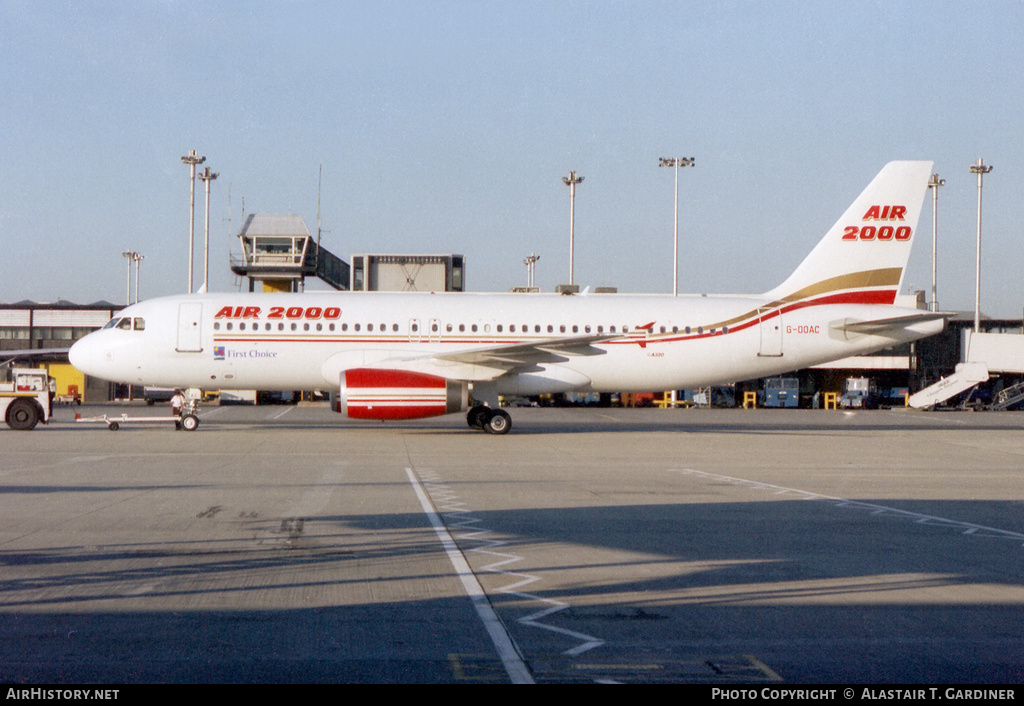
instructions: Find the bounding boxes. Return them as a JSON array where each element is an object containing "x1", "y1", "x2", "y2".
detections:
[
  {"x1": 177, "y1": 302, "x2": 204, "y2": 352},
  {"x1": 757, "y1": 307, "x2": 783, "y2": 357}
]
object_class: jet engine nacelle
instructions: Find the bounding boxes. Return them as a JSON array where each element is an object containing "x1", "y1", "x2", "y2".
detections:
[{"x1": 332, "y1": 368, "x2": 469, "y2": 421}]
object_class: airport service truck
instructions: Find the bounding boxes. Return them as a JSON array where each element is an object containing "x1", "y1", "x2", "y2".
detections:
[{"x1": 1, "y1": 368, "x2": 52, "y2": 430}]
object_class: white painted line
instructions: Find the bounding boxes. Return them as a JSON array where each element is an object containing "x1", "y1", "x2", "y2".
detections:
[
  {"x1": 405, "y1": 467, "x2": 535, "y2": 685},
  {"x1": 270, "y1": 406, "x2": 294, "y2": 420},
  {"x1": 420, "y1": 470, "x2": 605, "y2": 656},
  {"x1": 674, "y1": 468, "x2": 1024, "y2": 544}
]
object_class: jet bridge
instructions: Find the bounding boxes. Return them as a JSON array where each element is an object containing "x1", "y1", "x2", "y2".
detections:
[{"x1": 230, "y1": 214, "x2": 349, "y2": 292}]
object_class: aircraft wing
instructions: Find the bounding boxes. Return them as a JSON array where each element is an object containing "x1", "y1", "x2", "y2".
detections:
[
  {"x1": 436, "y1": 333, "x2": 612, "y2": 365},
  {"x1": 378, "y1": 334, "x2": 617, "y2": 381},
  {"x1": 1, "y1": 348, "x2": 70, "y2": 365},
  {"x1": 832, "y1": 312, "x2": 950, "y2": 336}
]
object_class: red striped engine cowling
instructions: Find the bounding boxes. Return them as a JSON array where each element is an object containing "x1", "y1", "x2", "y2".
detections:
[{"x1": 334, "y1": 368, "x2": 469, "y2": 421}]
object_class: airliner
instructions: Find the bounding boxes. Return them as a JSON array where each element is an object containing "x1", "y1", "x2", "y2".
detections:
[{"x1": 70, "y1": 161, "x2": 945, "y2": 433}]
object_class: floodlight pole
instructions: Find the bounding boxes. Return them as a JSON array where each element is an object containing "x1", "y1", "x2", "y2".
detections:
[
  {"x1": 562, "y1": 171, "x2": 584, "y2": 286},
  {"x1": 121, "y1": 250, "x2": 136, "y2": 306},
  {"x1": 524, "y1": 253, "x2": 540, "y2": 288},
  {"x1": 658, "y1": 157, "x2": 695, "y2": 296},
  {"x1": 926, "y1": 173, "x2": 944, "y2": 312},
  {"x1": 969, "y1": 158, "x2": 992, "y2": 333},
  {"x1": 181, "y1": 150, "x2": 206, "y2": 293},
  {"x1": 198, "y1": 166, "x2": 219, "y2": 293},
  {"x1": 132, "y1": 252, "x2": 144, "y2": 303}
]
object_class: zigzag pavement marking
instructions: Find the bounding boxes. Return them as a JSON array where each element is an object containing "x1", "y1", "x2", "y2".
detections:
[{"x1": 418, "y1": 469, "x2": 604, "y2": 656}]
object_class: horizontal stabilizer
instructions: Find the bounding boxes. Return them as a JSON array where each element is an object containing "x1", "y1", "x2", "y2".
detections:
[{"x1": 833, "y1": 311, "x2": 950, "y2": 336}]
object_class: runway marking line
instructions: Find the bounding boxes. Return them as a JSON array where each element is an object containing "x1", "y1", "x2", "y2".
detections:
[
  {"x1": 674, "y1": 468, "x2": 1024, "y2": 545},
  {"x1": 405, "y1": 467, "x2": 534, "y2": 685}
]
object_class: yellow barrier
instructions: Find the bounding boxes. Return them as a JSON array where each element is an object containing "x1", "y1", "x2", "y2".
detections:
[
  {"x1": 743, "y1": 391, "x2": 757, "y2": 409},
  {"x1": 823, "y1": 392, "x2": 838, "y2": 409}
]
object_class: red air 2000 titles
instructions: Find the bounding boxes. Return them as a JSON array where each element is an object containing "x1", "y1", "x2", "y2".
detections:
[
  {"x1": 214, "y1": 306, "x2": 342, "y2": 320},
  {"x1": 842, "y1": 204, "x2": 912, "y2": 241}
]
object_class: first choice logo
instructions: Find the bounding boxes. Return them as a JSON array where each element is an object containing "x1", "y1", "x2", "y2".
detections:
[
  {"x1": 214, "y1": 348, "x2": 279, "y2": 359},
  {"x1": 842, "y1": 205, "x2": 911, "y2": 241}
]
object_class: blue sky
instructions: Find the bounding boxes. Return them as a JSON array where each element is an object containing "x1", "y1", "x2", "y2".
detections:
[{"x1": 2, "y1": 1, "x2": 1022, "y2": 315}]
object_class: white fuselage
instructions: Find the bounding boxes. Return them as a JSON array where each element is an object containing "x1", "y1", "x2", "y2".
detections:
[
  {"x1": 68, "y1": 160, "x2": 944, "y2": 430},
  {"x1": 69, "y1": 290, "x2": 942, "y2": 396}
]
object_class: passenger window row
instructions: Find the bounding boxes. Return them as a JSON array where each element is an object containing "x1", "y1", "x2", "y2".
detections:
[
  {"x1": 110, "y1": 317, "x2": 724, "y2": 337},
  {"x1": 209, "y1": 321, "x2": 725, "y2": 336}
]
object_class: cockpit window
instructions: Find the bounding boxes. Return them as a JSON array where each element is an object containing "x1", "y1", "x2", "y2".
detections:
[{"x1": 102, "y1": 316, "x2": 144, "y2": 331}]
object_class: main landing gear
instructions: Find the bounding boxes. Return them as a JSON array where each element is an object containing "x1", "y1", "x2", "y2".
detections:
[{"x1": 467, "y1": 405, "x2": 512, "y2": 435}]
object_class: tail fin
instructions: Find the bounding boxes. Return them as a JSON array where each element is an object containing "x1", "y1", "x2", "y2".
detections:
[{"x1": 764, "y1": 161, "x2": 933, "y2": 307}]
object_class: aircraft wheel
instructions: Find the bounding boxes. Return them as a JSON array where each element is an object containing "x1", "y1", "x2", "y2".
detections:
[
  {"x1": 483, "y1": 409, "x2": 511, "y2": 435},
  {"x1": 108, "y1": 422, "x2": 119, "y2": 431},
  {"x1": 7, "y1": 399, "x2": 39, "y2": 431},
  {"x1": 181, "y1": 414, "x2": 200, "y2": 432},
  {"x1": 467, "y1": 405, "x2": 488, "y2": 429}
]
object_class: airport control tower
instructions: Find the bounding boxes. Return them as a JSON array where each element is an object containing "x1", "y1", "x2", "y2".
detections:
[{"x1": 229, "y1": 214, "x2": 349, "y2": 292}]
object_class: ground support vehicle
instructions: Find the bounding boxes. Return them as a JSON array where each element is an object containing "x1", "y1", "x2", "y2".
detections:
[
  {"x1": 763, "y1": 377, "x2": 800, "y2": 408},
  {"x1": 840, "y1": 377, "x2": 879, "y2": 409},
  {"x1": 75, "y1": 388, "x2": 202, "y2": 431},
  {"x1": 75, "y1": 411, "x2": 199, "y2": 431},
  {"x1": 1, "y1": 368, "x2": 53, "y2": 430}
]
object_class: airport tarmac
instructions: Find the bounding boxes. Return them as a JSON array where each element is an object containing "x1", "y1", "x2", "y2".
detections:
[{"x1": 2, "y1": 403, "x2": 1024, "y2": 684}]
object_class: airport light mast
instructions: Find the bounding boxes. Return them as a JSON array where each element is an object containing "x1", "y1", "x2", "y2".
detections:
[
  {"x1": 181, "y1": 150, "x2": 206, "y2": 293},
  {"x1": 121, "y1": 250, "x2": 136, "y2": 306},
  {"x1": 927, "y1": 173, "x2": 945, "y2": 312},
  {"x1": 562, "y1": 171, "x2": 584, "y2": 286},
  {"x1": 658, "y1": 157, "x2": 695, "y2": 296},
  {"x1": 523, "y1": 253, "x2": 540, "y2": 289},
  {"x1": 198, "y1": 166, "x2": 219, "y2": 293},
  {"x1": 132, "y1": 252, "x2": 144, "y2": 304},
  {"x1": 969, "y1": 158, "x2": 992, "y2": 333}
]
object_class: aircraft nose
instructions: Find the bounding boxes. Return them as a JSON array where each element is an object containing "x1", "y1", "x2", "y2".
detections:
[{"x1": 69, "y1": 333, "x2": 103, "y2": 376}]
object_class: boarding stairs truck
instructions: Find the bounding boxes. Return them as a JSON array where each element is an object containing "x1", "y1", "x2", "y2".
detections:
[
  {"x1": 908, "y1": 330, "x2": 1024, "y2": 409},
  {"x1": 1, "y1": 368, "x2": 52, "y2": 430},
  {"x1": 908, "y1": 362, "x2": 989, "y2": 409}
]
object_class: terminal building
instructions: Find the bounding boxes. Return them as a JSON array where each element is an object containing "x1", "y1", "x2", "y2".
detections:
[{"x1": 0, "y1": 301, "x2": 120, "y2": 402}]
